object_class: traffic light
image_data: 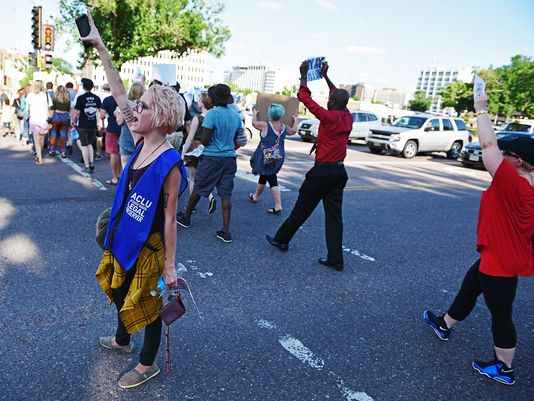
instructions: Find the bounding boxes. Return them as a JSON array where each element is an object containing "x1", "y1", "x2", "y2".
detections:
[
  {"x1": 31, "y1": 6, "x2": 42, "y2": 50},
  {"x1": 43, "y1": 25, "x2": 54, "y2": 51}
]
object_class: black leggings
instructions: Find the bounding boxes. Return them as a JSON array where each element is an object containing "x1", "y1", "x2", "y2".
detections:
[
  {"x1": 258, "y1": 174, "x2": 278, "y2": 187},
  {"x1": 112, "y1": 266, "x2": 162, "y2": 366},
  {"x1": 448, "y1": 259, "x2": 518, "y2": 349}
]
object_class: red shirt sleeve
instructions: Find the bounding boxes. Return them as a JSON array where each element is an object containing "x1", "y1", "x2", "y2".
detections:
[
  {"x1": 494, "y1": 160, "x2": 534, "y2": 235},
  {"x1": 297, "y1": 86, "x2": 334, "y2": 123}
]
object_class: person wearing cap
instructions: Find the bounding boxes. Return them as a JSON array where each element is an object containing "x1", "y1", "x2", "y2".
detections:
[
  {"x1": 72, "y1": 78, "x2": 102, "y2": 172},
  {"x1": 101, "y1": 83, "x2": 122, "y2": 184},
  {"x1": 176, "y1": 83, "x2": 242, "y2": 243},
  {"x1": 265, "y1": 61, "x2": 352, "y2": 271},
  {"x1": 423, "y1": 88, "x2": 534, "y2": 386}
]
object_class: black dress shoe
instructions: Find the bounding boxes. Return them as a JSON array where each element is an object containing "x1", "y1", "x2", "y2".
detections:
[
  {"x1": 265, "y1": 235, "x2": 288, "y2": 252},
  {"x1": 318, "y1": 258, "x2": 344, "y2": 271}
]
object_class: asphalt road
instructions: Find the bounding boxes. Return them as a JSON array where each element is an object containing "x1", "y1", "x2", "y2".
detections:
[{"x1": 1, "y1": 134, "x2": 533, "y2": 401}]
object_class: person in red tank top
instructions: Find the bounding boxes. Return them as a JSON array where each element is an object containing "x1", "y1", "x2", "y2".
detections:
[{"x1": 423, "y1": 86, "x2": 534, "y2": 386}]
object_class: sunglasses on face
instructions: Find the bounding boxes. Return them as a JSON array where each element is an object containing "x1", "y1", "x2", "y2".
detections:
[{"x1": 134, "y1": 100, "x2": 151, "y2": 113}]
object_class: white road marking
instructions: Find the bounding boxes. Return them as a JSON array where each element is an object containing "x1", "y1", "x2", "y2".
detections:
[
  {"x1": 198, "y1": 272, "x2": 214, "y2": 279},
  {"x1": 342, "y1": 245, "x2": 375, "y2": 262},
  {"x1": 256, "y1": 319, "x2": 374, "y2": 401},
  {"x1": 177, "y1": 263, "x2": 188, "y2": 273},
  {"x1": 59, "y1": 156, "x2": 107, "y2": 191},
  {"x1": 278, "y1": 335, "x2": 325, "y2": 370},
  {"x1": 235, "y1": 170, "x2": 291, "y2": 192}
]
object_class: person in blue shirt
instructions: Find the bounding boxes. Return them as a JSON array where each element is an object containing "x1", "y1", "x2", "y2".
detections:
[{"x1": 177, "y1": 84, "x2": 242, "y2": 243}]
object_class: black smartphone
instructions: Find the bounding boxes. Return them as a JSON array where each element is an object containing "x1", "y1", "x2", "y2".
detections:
[{"x1": 75, "y1": 14, "x2": 91, "y2": 38}]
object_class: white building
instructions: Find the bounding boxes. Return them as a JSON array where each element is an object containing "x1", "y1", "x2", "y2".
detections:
[
  {"x1": 373, "y1": 88, "x2": 407, "y2": 109},
  {"x1": 225, "y1": 65, "x2": 279, "y2": 93},
  {"x1": 415, "y1": 66, "x2": 473, "y2": 113},
  {"x1": 89, "y1": 50, "x2": 214, "y2": 91}
]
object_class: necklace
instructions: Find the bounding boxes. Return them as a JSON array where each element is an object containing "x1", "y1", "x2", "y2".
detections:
[{"x1": 134, "y1": 139, "x2": 168, "y2": 170}]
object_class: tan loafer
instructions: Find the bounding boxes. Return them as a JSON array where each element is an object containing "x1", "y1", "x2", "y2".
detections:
[
  {"x1": 99, "y1": 336, "x2": 134, "y2": 354},
  {"x1": 118, "y1": 364, "x2": 160, "y2": 389}
]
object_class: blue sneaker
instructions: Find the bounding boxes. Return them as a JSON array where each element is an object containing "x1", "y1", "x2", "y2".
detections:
[
  {"x1": 423, "y1": 310, "x2": 451, "y2": 341},
  {"x1": 472, "y1": 359, "x2": 515, "y2": 385}
]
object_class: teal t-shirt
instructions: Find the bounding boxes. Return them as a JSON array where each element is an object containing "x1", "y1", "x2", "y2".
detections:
[{"x1": 202, "y1": 106, "x2": 242, "y2": 157}]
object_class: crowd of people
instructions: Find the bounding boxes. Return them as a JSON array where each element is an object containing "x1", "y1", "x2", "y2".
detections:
[{"x1": 4, "y1": 11, "x2": 532, "y2": 392}]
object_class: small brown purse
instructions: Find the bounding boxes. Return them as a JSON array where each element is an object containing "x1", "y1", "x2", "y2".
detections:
[{"x1": 160, "y1": 293, "x2": 186, "y2": 326}]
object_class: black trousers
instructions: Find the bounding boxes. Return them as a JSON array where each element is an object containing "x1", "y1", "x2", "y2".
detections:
[
  {"x1": 112, "y1": 266, "x2": 162, "y2": 366},
  {"x1": 448, "y1": 259, "x2": 518, "y2": 349},
  {"x1": 274, "y1": 163, "x2": 348, "y2": 264},
  {"x1": 258, "y1": 174, "x2": 278, "y2": 187}
]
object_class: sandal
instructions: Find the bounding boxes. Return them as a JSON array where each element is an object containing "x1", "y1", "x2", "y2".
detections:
[
  {"x1": 248, "y1": 193, "x2": 258, "y2": 203},
  {"x1": 266, "y1": 208, "x2": 283, "y2": 215},
  {"x1": 105, "y1": 179, "x2": 118, "y2": 186}
]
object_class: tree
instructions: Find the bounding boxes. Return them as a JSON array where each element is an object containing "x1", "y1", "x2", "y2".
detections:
[
  {"x1": 57, "y1": 0, "x2": 231, "y2": 68},
  {"x1": 52, "y1": 57, "x2": 75, "y2": 76},
  {"x1": 408, "y1": 90, "x2": 431, "y2": 112},
  {"x1": 279, "y1": 85, "x2": 297, "y2": 97},
  {"x1": 440, "y1": 81, "x2": 474, "y2": 113},
  {"x1": 351, "y1": 95, "x2": 360, "y2": 101},
  {"x1": 500, "y1": 55, "x2": 534, "y2": 118}
]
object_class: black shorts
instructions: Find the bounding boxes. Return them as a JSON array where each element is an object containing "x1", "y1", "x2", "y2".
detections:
[
  {"x1": 78, "y1": 128, "x2": 97, "y2": 147},
  {"x1": 194, "y1": 156, "x2": 237, "y2": 199}
]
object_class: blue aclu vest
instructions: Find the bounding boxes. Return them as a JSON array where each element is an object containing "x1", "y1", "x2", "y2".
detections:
[{"x1": 103, "y1": 144, "x2": 188, "y2": 271}]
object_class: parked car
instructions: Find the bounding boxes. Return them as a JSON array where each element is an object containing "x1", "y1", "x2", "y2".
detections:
[
  {"x1": 460, "y1": 131, "x2": 534, "y2": 169},
  {"x1": 349, "y1": 111, "x2": 381, "y2": 141},
  {"x1": 297, "y1": 118, "x2": 319, "y2": 142},
  {"x1": 366, "y1": 114, "x2": 470, "y2": 159},
  {"x1": 499, "y1": 120, "x2": 534, "y2": 133},
  {"x1": 298, "y1": 111, "x2": 380, "y2": 143}
]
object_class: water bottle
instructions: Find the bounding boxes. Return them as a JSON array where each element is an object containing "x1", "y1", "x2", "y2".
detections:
[{"x1": 150, "y1": 276, "x2": 168, "y2": 298}]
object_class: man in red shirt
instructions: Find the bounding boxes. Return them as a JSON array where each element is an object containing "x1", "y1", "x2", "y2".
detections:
[
  {"x1": 423, "y1": 87, "x2": 534, "y2": 385},
  {"x1": 266, "y1": 61, "x2": 352, "y2": 271}
]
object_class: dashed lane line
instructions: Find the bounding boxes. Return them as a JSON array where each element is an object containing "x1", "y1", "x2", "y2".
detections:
[
  {"x1": 256, "y1": 319, "x2": 374, "y2": 401},
  {"x1": 58, "y1": 156, "x2": 107, "y2": 191}
]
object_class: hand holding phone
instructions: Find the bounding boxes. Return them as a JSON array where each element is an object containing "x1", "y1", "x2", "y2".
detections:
[
  {"x1": 75, "y1": 14, "x2": 91, "y2": 38},
  {"x1": 76, "y1": 11, "x2": 103, "y2": 49}
]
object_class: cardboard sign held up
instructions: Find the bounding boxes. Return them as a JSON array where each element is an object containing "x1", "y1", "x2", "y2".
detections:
[{"x1": 255, "y1": 93, "x2": 299, "y2": 126}]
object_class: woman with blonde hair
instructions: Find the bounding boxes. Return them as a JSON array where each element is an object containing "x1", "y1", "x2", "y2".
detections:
[
  {"x1": 49, "y1": 85, "x2": 71, "y2": 157},
  {"x1": 117, "y1": 82, "x2": 145, "y2": 168},
  {"x1": 26, "y1": 80, "x2": 49, "y2": 164},
  {"x1": 83, "y1": 13, "x2": 188, "y2": 389}
]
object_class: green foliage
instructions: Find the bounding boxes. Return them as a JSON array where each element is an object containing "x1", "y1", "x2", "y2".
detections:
[
  {"x1": 408, "y1": 90, "x2": 431, "y2": 112},
  {"x1": 57, "y1": 0, "x2": 231, "y2": 68},
  {"x1": 279, "y1": 85, "x2": 297, "y2": 97},
  {"x1": 440, "y1": 81, "x2": 474, "y2": 113},
  {"x1": 440, "y1": 55, "x2": 534, "y2": 118},
  {"x1": 351, "y1": 95, "x2": 360, "y2": 101},
  {"x1": 52, "y1": 58, "x2": 75, "y2": 76},
  {"x1": 19, "y1": 67, "x2": 34, "y2": 88}
]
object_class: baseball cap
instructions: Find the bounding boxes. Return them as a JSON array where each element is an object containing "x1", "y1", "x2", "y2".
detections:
[{"x1": 498, "y1": 134, "x2": 534, "y2": 165}]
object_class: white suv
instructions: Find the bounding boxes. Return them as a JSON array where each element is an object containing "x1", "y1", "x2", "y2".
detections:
[
  {"x1": 366, "y1": 114, "x2": 470, "y2": 159},
  {"x1": 298, "y1": 111, "x2": 380, "y2": 143}
]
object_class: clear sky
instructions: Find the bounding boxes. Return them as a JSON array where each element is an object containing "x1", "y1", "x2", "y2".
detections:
[{"x1": 2, "y1": 0, "x2": 533, "y2": 92}]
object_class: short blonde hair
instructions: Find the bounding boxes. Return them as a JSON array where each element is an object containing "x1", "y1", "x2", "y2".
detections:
[
  {"x1": 33, "y1": 80, "x2": 44, "y2": 93},
  {"x1": 147, "y1": 85, "x2": 185, "y2": 134},
  {"x1": 128, "y1": 82, "x2": 145, "y2": 101}
]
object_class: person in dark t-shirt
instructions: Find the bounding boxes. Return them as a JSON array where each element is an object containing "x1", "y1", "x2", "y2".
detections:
[
  {"x1": 101, "y1": 84, "x2": 121, "y2": 184},
  {"x1": 73, "y1": 78, "x2": 102, "y2": 172}
]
